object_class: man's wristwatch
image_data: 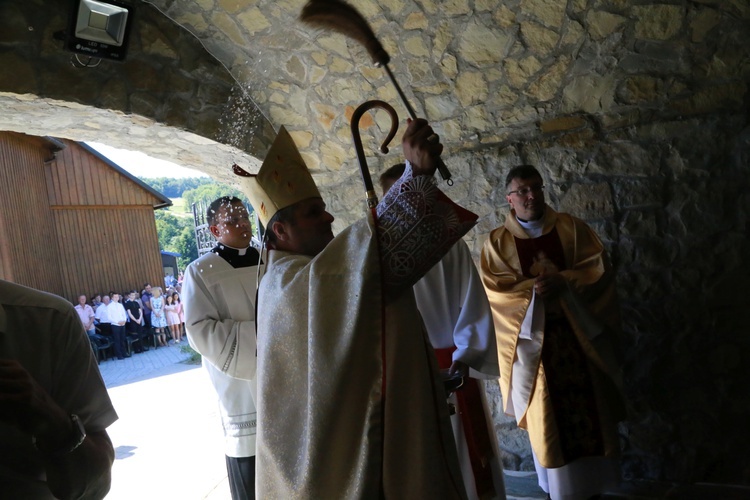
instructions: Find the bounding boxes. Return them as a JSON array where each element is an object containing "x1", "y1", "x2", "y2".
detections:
[{"x1": 32, "y1": 414, "x2": 87, "y2": 457}]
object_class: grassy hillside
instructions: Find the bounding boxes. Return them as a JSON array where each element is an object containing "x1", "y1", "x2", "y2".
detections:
[{"x1": 167, "y1": 198, "x2": 193, "y2": 218}]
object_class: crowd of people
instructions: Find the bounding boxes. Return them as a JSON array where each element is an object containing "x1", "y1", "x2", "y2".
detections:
[{"x1": 74, "y1": 283, "x2": 186, "y2": 360}]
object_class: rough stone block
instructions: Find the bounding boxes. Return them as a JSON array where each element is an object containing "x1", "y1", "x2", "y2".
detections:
[
  {"x1": 595, "y1": 142, "x2": 658, "y2": 176},
  {"x1": 425, "y1": 94, "x2": 458, "y2": 120},
  {"x1": 236, "y1": 7, "x2": 271, "y2": 34},
  {"x1": 613, "y1": 178, "x2": 664, "y2": 210},
  {"x1": 527, "y1": 57, "x2": 571, "y2": 102},
  {"x1": 670, "y1": 82, "x2": 747, "y2": 115},
  {"x1": 558, "y1": 182, "x2": 614, "y2": 219},
  {"x1": 633, "y1": 5, "x2": 684, "y2": 41},
  {"x1": 284, "y1": 55, "x2": 307, "y2": 82},
  {"x1": 455, "y1": 71, "x2": 488, "y2": 107},
  {"x1": 210, "y1": 12, "x2": 246, "y2": 49},
  {"x1": 520, "y1": 0, "x2": 566, "y2": 28},
  {"x1": 562, "y1": 74, "x2": 616, "y2": 114},
  {"x1": 459, "y1": 20, "x2": 511, "y2": 66},
  {"x1": 618, "y1": 53, "x2": 687, "y2": 75},
  {"x1": 404, "y1": 12, "x2": 428, "y2": 30},
  {"x1": 504, "y1": 56, "x2": 542, "y2": 89},
  {"x1": 539, "y1": 115, "x2": 587, "y2": 134},
  {"x1": 561, "y1": 19, "x2": 585, "y2": 47},
  {"x1": 520, "y1": 21, "x2": 559, "y2": 54},
  {"x1": 587, "y1": 10, "x2": 627, "y2": 40},
  {"x1": 690, "y1": 8, "x2": 721, "y2": 42}
]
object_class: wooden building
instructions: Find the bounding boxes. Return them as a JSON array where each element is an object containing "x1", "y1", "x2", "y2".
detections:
[{"x1": 0, "y1": 131, "x2": 171, "y2": 301}]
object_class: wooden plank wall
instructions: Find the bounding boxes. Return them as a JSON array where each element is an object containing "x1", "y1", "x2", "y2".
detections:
[
  {"x1": 47, "y1": 140, "x2": 160, "y2": 207},
  {"x1": 0, "y1": 132, "x2": 165, "y2": 302},
  {"x1": 0, "y1": 132, "x2": 65, "y2": 293},
  {"x1": 46, "y1": 140, "x2": 165, "y2": 301},
  {"x1": 52, "y1": 207, "x2": 164, "y2": 300}
]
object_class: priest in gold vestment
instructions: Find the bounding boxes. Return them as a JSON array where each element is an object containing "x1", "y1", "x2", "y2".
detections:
[
  {"x1": 480, "y1": 165, "x2": 626, "y2": 500},
  {"x1": 236, "y1": 120, "x2": 476, "y2": 498}
]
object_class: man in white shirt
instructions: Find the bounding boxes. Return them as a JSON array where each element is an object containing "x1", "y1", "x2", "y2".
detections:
[
  {"x1": 95, "y1": 294, "x2": 111, "y2": 336},
  {"x1": 74, "y1": 295, "x2": 96, "y2": 336},
  {"x1": 106, "y1": 293, "x2": 129, "y2": 360}
]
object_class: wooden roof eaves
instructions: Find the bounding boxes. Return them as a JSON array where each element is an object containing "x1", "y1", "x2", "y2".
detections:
[{"x1": 76, "y1": 141, "x2": 173, "y2": 210}]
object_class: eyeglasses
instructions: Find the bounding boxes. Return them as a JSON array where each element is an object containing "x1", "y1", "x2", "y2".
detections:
[{"x1": 507, "y1": 185, "x2": 544, "y2": 197}]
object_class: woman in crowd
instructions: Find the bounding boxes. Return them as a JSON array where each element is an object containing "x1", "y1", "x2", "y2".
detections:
[
  {"x1": 172, "y1": 292, "x2": 185, "y2": 343},
  {"x1": 151, "y1": 286, "x2": 168, "y2": 346},
  {"x1": 164, "y1": 293, "x2": 181, "y2": 344}
]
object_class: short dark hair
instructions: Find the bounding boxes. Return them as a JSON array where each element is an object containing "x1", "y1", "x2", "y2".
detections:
[
  {"x1": 207, "y1": 196, "x2": 244, "y2": 226},
  {"x1": 264, "y1": 203, "x2": 298, "y2": 246},
  {"x1": 505, "y1": 164, "x2": 542, "y2": 189}
]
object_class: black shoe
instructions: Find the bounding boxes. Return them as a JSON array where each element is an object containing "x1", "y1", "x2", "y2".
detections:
[{"x1": 117, "y1": 357, "x2": 124, "y2": 360}]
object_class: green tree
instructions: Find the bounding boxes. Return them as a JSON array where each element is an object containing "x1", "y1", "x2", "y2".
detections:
[
  {"x1": 155, "y1": 209, "x2": 200, "y2": 271},
  {"x1": 174, "y1": 226, "x2": 199, "y2": 270},
  {"x1": 155, "y1": 210, "x2": 181, "y2": 244},
  {"x1": 139, "y1": 177, "x2": 213, "y2": 198},
  {"x1": 183, "y1": 183, "x2": 248, "y2": 211}
]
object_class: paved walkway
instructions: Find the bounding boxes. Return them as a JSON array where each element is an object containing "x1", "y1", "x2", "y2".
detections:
[
  {"x1": 98, "y1": 344, "x2": 231, "y2": 499},
  {"x1": 97, "y1": 343, "x2": 546, "y2": 500}
]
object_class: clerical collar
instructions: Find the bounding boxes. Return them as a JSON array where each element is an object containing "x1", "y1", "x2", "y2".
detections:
[
  {"x1": 516, "y1": 212, "x2": 545, "y2": 238},
  {"x1": 218, "y1": 243, "x2": 248, "y2": 256},
  {"x1": 211, "y1": 243, "x2": 260, "y2": 269}
]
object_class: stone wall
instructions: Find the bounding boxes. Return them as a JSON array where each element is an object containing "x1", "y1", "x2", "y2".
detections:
[{"x1": 0, "y1": 0, "x2": 749, "y2": 486}]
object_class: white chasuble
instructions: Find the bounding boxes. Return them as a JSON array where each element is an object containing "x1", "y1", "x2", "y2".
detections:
[{"x1": 256, "y1": 165, "x2": 476, "y2": 499}]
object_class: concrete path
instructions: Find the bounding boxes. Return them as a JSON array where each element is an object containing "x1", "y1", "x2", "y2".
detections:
[
  {"x1": 97, "y1": 344, "x2": 545, "y2": 500},
  {"x1": 99, "y1": 345, "x2": 230, "y2": 499}
]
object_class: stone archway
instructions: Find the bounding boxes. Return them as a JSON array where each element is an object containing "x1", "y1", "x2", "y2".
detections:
[{"x1": 0, "y1": 93, "x2": 262, "y2": 184}]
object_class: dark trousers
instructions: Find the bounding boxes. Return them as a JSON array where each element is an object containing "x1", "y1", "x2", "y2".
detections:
[
  {"x1": 226, "y1": 455, "x2": 255, "y2": 500},
  {"x1": 143, "y1": 311, "x2": 152, "y2": 329},
  {"x1": 111, "y1": 324, "x2": 126, "y2": 359},
  {"x1": 98, "y1": 322, "x2": 112, "y2": 336}
]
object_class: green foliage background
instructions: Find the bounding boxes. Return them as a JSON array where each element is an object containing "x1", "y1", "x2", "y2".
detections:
[
  {"x1": 145, "y1": 177, "x2": 213, "y2": 198},
  {"x1": 141, "y1": 177, "x2": 254, "y2": 271}
]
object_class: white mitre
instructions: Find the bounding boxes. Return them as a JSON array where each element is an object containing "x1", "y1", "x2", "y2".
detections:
[{"x1": 233, "y1": 126, "x2": 320, "y2": 227}]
